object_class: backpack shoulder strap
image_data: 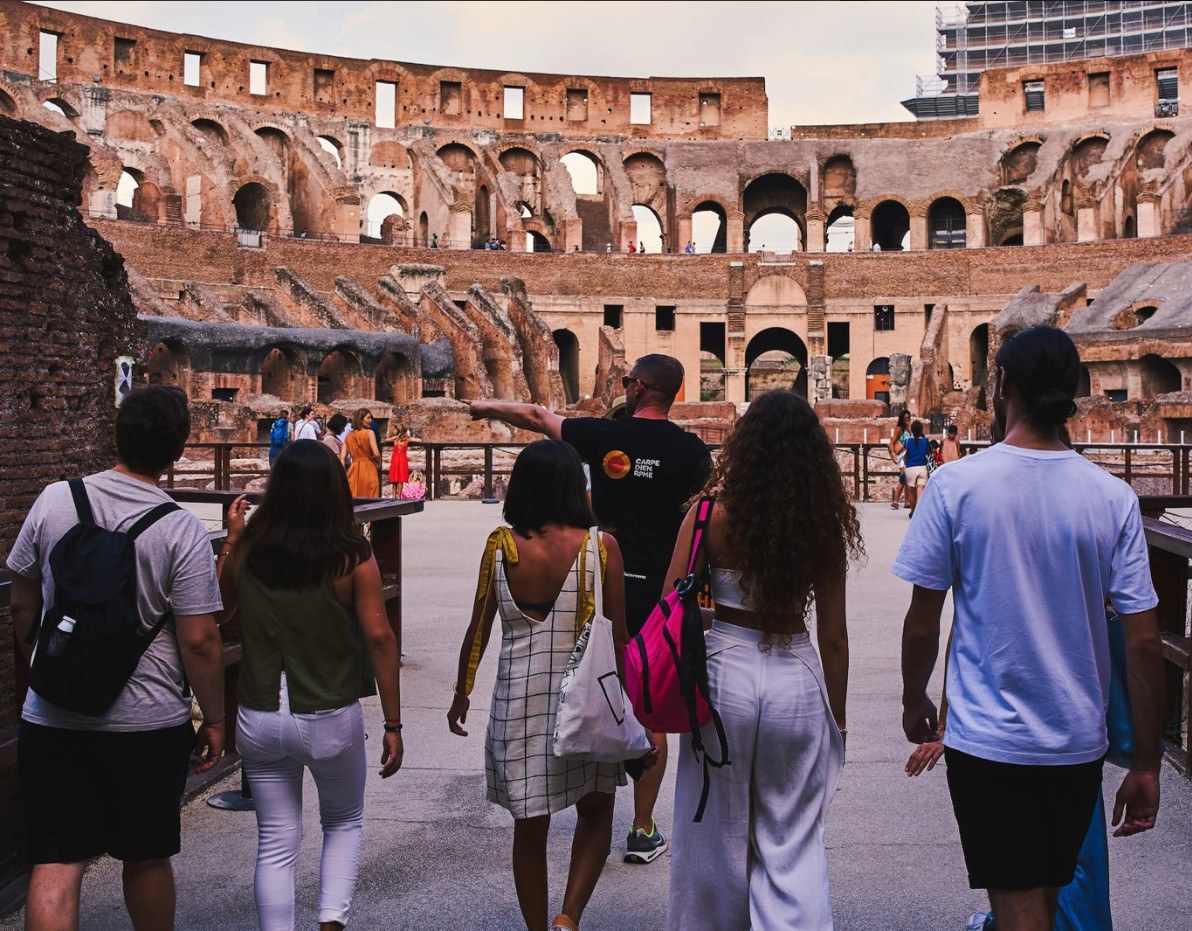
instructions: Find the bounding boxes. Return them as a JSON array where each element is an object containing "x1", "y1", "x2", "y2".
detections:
[
  {"x1": 68, "y1": 479, "x2": 96, "y2": 526},
  {"x1": 684, "y1": 496, "x2": 716, "y2": 575},
  {"x1": 127, "y1": 502, "x2": 182, "y2": 541}
]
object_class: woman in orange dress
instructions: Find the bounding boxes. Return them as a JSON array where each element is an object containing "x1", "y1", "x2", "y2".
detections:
[{"x1": 342, "y1": 408, "x2": 381, "y2": 498}]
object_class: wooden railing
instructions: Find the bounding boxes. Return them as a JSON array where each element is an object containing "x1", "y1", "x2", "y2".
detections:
[{"x1": 167, "y1": 440, "x2": 1192, "y2": 502}]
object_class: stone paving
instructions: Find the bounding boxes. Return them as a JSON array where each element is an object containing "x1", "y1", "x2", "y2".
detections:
[{"x1": 5, "y1": 501, "x2": 1191, "y2": 930}]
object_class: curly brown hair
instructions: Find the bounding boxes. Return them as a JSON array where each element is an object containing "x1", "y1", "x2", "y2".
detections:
[{"x1": 707, "y1": 391, "x2": 863, "y2": 624}]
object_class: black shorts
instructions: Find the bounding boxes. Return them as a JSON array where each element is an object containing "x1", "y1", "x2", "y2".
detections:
[
  {"x1": 945, "y1": 747, "x2": 1103, "y2": 890},
  {"x1": 19, "y1": 720, "x2": 195, "y2": 864},
  {"x1": 624, "y1": 572, "x2": 666, "y2": 638}
]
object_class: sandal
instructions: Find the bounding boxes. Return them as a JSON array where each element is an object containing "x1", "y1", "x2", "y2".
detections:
[
  {"x1": 550, "y1": 916, "x2": 578, "y2": 931},
  {"x1": 890, "y1": 502, "x2": 899, "y2": 510}
]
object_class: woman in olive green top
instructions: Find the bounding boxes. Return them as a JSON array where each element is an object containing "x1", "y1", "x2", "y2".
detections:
[{"x1": 219, "y1": 440, "x2": 402, "y2": 931}]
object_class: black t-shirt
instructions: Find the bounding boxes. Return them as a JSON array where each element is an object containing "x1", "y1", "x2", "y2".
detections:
[{"x1": 562, "y1": 417, "x2": 713, "y2": 577}]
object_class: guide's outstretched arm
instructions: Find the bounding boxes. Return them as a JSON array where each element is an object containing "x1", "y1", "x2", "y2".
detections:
[{"x1": 467, "y1": 400, "x2": 563, "y2": 440}]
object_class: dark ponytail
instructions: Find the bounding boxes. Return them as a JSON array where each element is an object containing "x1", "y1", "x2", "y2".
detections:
[{"x1": 994, "y1": 326, "x2": 1080, "y2": 427}]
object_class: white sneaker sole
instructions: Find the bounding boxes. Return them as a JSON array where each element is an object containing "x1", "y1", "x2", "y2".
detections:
[{"x1": 623, "y1": 841, "x2": 667, "y2": 864}]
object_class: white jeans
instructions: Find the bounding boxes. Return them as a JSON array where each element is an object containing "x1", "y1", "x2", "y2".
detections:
[
  {"x1": 237, "y1": 679, "x2": 367, "y2": 931},
  {"x1": 668, "y1": 622, "x2": 844, "y2": 931}
]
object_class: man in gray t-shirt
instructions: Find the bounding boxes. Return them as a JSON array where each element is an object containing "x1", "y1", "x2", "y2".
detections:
[{"x1": 8, "y1": 386, "x2": 224, "y2": 930}]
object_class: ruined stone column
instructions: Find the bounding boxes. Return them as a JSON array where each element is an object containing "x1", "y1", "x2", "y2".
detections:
[
  {"x1": 448, "y1": 203, "x2": 473, "y2": 250},
  {"x1": 1136, "y1": 192, "x2": 1159, "y2": 238},
  {"x1": 965, "y1": 201, "x2": 985, "y2": 248},
  {"x1": 676, "y1": 214, "x2": 692, "y2": 253},
  {"x1": 889, "y1": 352, "x2": 912, "y2": 412},
  {"x1": 725, "y1": 261, "x2": 746, "y2": 404},
  {"x1": 909, "y1": 207, "x2": 928, "y2": 251},
  {"x1": 853, "y1": 208, "x2": 871, "y2": 252},
  {"x1": 1022, "y1": 199, "x2": 1044, "y2": 245},
  {"x1": 805, "y1": 209, "x2": 826, "y2": 253},
  {"x1": 810, "y1": 355, "x2": 833, "y2": 404},
  {"x1": 1076, "y1": 196, "x2": 1099, "y2": 242},
  {"x1": 727, "y1": 210, "x2": 745, "y2": 253},
  {"x1": 562, "y1": 217, "x2": 583, "y2": 252}
]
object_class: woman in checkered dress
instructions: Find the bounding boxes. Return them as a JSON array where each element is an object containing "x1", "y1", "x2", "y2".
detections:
[{"x1": 448, "y1": 440, "x2": 656, "y2": 931}]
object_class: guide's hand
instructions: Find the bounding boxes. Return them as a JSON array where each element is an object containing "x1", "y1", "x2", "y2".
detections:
[
  {"x1": 380, "y1": 731, "x2": 404, "y2": 778},
  {"x1": 905, "y1": 740, "x2": 945, "y2": 776},
  {"x1": 448, "y1": 692, "x2": 470, "y2": 736}
]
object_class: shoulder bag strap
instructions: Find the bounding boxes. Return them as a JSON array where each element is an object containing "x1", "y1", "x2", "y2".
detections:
[
  {"x1": 127, "y1": 502, "x2": 181, "y2": 541},
  {"x1": 685, "y1": 496, "x2": 716, "y2": 575},
  {"x1": 588, "y1": 527, "x2": 604, "y2": 620},
  {"x1": 68, "y1": 479, "x2": 96, "y2": 526}
]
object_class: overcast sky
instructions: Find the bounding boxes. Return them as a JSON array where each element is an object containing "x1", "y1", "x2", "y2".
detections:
[{"x1": 38, "y1": 0, "x2": 942, "y2": 128}]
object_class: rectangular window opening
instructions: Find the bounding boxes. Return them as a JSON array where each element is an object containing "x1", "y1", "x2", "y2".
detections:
[
  {"x1": 566, "y1": 88, "x2": 589, "y2": 121},
  {"x1": 250, "y1": 60, "x2": 268, "y2": 96},
  {"x1": 39, "y1": 31, "x2": 59, "y2": 83},
  {"x1": 827, "y1": 321, "x2": 850, "y2": 358},
  {"x1": 440, "y1": 80, "x2": 462, "y2": 116},
  {"x1": 630, "y1": 92, "x2": 652, "y2": 125},
  {"x1": 114, "y1": 37, "x2": 135, "y2": 66},
  {"x1": 503, "y1": 85, "x2": 525, "y2": 120},
  {"x1": 699, "y1": 92, "x2": 721, "y2": 127},
  {"x1": 874, "y1": 305, "x2": 895, "y2": 332},
  {"x1": 1104, "y1": 388, "x2": 1128, "y2": 403},
  {"x1": 375, "y1": 80, "x2": 396, "y2": 128},
  {"x1": 924, "y1": 303, "x2": 935, "y2": 327},
  {"x1": 212, "y1": 387, "x2": 239, "y2": 403},
  {"x1": 1157, "y1": 67, "x2": 1179, "y2": 115},
  {"x1": 314, "y1": 68, "x2": 335, "y2": 101},
  {"x1": 1024, "y1": 79, "x2": 1045, "y2": 112},
  {"x1": 1088, "y1": 71, "x2": 1110, "y2": 107},
  {"x1": 655, "y1": 305, "x2": 676, "y2": 332},
  {"x1": 603, "y1": 304, "x2": 624, "y2": 329},
  {"x1": 183, "y1": 51, "x2": 202, "y2": 87}
]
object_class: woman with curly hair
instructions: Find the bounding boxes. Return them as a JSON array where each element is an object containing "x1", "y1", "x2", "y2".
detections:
[{"x1": 663, "y1": 390, "x2": 862, "y2": 931}]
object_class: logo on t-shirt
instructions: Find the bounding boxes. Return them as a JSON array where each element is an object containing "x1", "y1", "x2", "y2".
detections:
[{"x1": 602, "y1": 450, "x2": 632, "y2": 480}]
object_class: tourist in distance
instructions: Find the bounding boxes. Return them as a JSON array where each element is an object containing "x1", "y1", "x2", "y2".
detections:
[
  {"x1": 662, "y1": 390, "x2": 857, "y2": 931},
  {"x1": 322, "y1": 412, "x2": 348, "y2": 463},
  {"x1": 341, "y1": 408, "x2": 381, "y2": 498},
  {"x1": 627, "y1": 241, "x2": 636, "y2": 254},
  {"x1": 219, "y1": 440, "x2": 403, "y2": 931},
  {"x1": 8, "y1": 385, "x2": 225, "y2": 931},
  {"x1": 430, "y1": 232, "x2": 438, "y2": 248},
  {"x1": 386, "y1": 422, "x2": 419, "y2": 498},
  {"x1": 895, "y1": 326, "x2": 1164, "y2": 931},
  {"x1": 293, "y1": 406, "x2": 321, "y2": 441},
  {"x1": 269, "y1": 408, "x2": 291, "y2": 467},
  {"x1": 685, "y1": 241, "x2": 695, "y2": 254},
  {"x1": 447, "y1": 440, "x2": 658, "y2": 931},
  {"x1": 888, "y1": 409, "x2": 911, "y2": 509},
  {"x1": 940, "y1": 422, "x2": 962, "y2": 464},
  {"x1": 638, "y1": 240, "x2": 645, "y2": 254},
  {"x1": 901, "y1": 419, "x2": 931, "y2": 515},
  {"x1": 468, "y1": 354, "x2": 712, "y2": 865}
]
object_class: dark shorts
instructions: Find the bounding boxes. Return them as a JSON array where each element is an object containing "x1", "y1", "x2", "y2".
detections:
[
  {"x1": 19, "y1": 720, "x2": 195, "y2": 864},
  {"x1": 945, "y1": 747, "x2": 1103, "y2": 890},
  {"x1": 624, "y1": 572, "x2": 666, "y2": 638}
]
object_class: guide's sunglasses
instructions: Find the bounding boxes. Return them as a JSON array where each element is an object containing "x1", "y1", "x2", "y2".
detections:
[{"x1": 621, "y1": 375, "x2": 653, "y2": 391}]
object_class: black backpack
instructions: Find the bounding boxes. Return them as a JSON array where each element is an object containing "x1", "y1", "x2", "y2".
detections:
[{"x1": 28, "y1": 480, "x2": 181, "y2": 716}]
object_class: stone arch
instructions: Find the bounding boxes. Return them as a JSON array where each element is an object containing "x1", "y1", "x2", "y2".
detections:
[
  {"x1": 560, "y1": 149, "x2": 603, "y2": 196},
  {"x1": 745, "y1": 327, "x2": 808, "y2": 399},
  {"x1": 865, "y1": 356, "x2": 891, "y2": 402},
  {"x1": 553, "y1": 329, "x2": 580, "y2": 403},
  {"x1": 233, "y1": 181, "x2": 272, "y2": 231},
  {"x1": 369, "y1": 140, "x2": 410, "y2": 169},
  {"x1": 632, "y1": 204, "x2": 663, "y2": 253},
  {"x1": 365, "y1": 191, "x2": 407, "y2": 241},
  {"x1": 315, "y1": 135, "x2": 344, "y2": 169},
  {"x1": 419, "y1": 211, "x2": 429, "y2": 246},
  {"x1": 989, "y1": 188, "x2": 1026, "y2": 247},
  {"x1": 928, "y1": 196, "x2": 967, "y2": 249},
  {"x1": 871, "y1": 199, "x2": 911, "y2": 250},
  {"x1": 528, "y1": 229, "x2": 552, "y2": 252},
  {"x1": 1001, "y1": 140, "x2": 1042, "y2": 185},
  {"x1": 1077, "y1": 365, "x2": 1091, "y2": 398},
  {"x1": 437, "y1": 142, "x2": 477, "y2": 174},
  {"x1": 1112, "y1": 302, "x2": 1161, "y2": 330},
  {"x1": 0, "y1": 86, "x2": 17, "y2": 116},
  {"x1": 41, "y1": 97, "x2": 79, "y2": 121},
  {"x1": 254, "y1": 125, "x2": 291, "y2": 160},
  {"x1": 690, "y1": 199, "x2": 728, "y2": 253},
  {"x1": 261, "y1": 345, "x2": 305, "y2": 401},
  {"x1": 970, "y1": 324, "x2": 990, "y2": 398},
  {"x1": 623, "y1": 151, "x2": 668, "y2": 223},
  {"x1": 745, "y1": 275, "x2": 808, "y2": 307},
  {"x1": 826, "y1": 203, "x2": 855, "y2": 252},
  {"x1": 375, "y1": 351, "x2": 415, "y2": 404},
  {"x1": 1069, "y1": 134, "x2": 1109, "y2": 180},
  {"x1": 743, "y1": 173, "x2": 807, "y2": 251},
  {"x1": 1123, "y1": 213, "x2": 1136, "y2": 238},
  {"x1": 1140, "y1": 353, "x2": 1181, "y2": 397},
  {"x1": 317, "y1": 348, "x2": 362, "y2": 403},
  {"x1": 499, "y1": 145, "x2": 542, "y2": 175},
  {"x1": 147, "y1": 338, "x2": 190, "y2": 390},
  {"x1": 1135, "y1": 128, "x2": 1175, "y2": 170},
  {"x1": 191, "y1": 117, "x2": 229, "y2": 146}
]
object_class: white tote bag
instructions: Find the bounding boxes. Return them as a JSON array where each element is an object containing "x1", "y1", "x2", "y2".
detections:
[{"x1": 552, "y1": 529, "x2": 653, "y2": 763}]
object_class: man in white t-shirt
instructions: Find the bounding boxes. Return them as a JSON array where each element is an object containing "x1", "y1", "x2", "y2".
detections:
[
  {"x1": 894, "y1": 327, "x2": 1163, "y2": 930},
  {"x1": 8, "y1": 385, "x2": 224, "y2": 930}
]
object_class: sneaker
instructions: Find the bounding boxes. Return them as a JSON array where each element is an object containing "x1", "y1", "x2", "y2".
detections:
[
  {"x1": 624, "y1": 821, "x2": 668, "y2": 864},
  {"x1": 964, "y1": 914, "x2": 991, "y2": 931}
]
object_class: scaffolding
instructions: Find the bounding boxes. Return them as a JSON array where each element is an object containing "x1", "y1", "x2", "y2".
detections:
[{"x1": 904, "y1": 1, "x2": 1192, "y2": 119}]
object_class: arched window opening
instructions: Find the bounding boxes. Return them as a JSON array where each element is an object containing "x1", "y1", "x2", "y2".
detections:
[
  {"x1": 418, "y1": 211, "x2": 429, "y2": 247},
  {"x1": 1136, "y1": 129, "x2": 1175, "y2": 170},
  {"x1": 233, "y1": 182, "x2": 271, "y2": 232},
  {"x1": 748, "y1": 213, "x2": 802, "y2": 253},
  {"x1": 1001, "y1": 142, "x2": 1041, "y2": 186},
  {"x1": 375, "y1": 352, "x2": 414, "y2": 405},
  {"x1": 147, "y1": 340, "x2": 189, "y2": 388},
  {"x1": 475, "y1": 185, "x2": 492, "y2": 246},
  {"x1": 317, "y1": 350, "x2": 359, "y2": 403},
  {"x1": 1140, "y1": 354, "x2": 1181, "y2": 397},
  {"x1": 1071, "y1": 136, "x2": 1108, "y2": 179},
  {"x1": 365, "y1": 192, "x2": 405, "y2": 241},
  {"x1": 42, "y1": 98, "x2": 77, "y2": 119},
  {"x1": 316, "y1": 135, "x2": 343, "y2": 169},
  {"x1": 632, "y1": 205, "x2": 663, "y2": 253},
  {"x1": 1076, "y1": 365, "x2": 1091, "y2": 398},
  {"x1": 261, "y1": 346, "x2": 302, "y2": 401},
  {"x1": 0, "y1": 88, "x2": 16, "y2": 114},
  {"x1": 560, "y1": 151, "x2": 601, "y2": 196},
  {"x1": 254, "y1": 126, "x2": 290, "y2": 162},
  {"x1": 552, "y1": 329, "x2": 580, "y2": 404},
  {"x1": 1135, "y1": 305, "x2": 1157, "y2": 325},
  {"x1": 866, "y1": 356, "x2": 891, "y2": 403},
  {"x1": 745, "y1": 328, "x2": 808, "y2": 400},
  {"x1": 691, "y1": 201, "x2": 727, "y2": 253},
  {"x1": 822, "y1": 155, "x2": 856, "y2": 200},
  {"x1": 1113, "y1": 304, "x2": 1160, "y2": 330},
  {"x1": 970, "y1": 324, "x2": 989, "y2": 401},
  {"x1": 743, "y1": 173, "x2": 806, "y2": 252},
  {"x1": 519, "y1": 202, "x2": 533, "y2": 219},
  {"x1": 528, "y1": 230, "x2": 552, "y2": 253},
  {"x1": 192, "y1": 118, "x2": 228, "y2": 145},
  {"x1": 928, "y1": 197, "x2": 967, "y2": 249},
  {"x1": 826, "y1": 205, "x2": 855, "y2": 253},
  {"x1": 117, "y1": 169, "x2": 139, "y2": 211},
  {"x1": 871, "y1": 200, "x2": 911, "y2": 251},
  {"x1": 437, "y1": 143, "x2": 476, "y2": 174},
  {"x1": 1123, "y1": 215, "x2": 1136, "y2": 239}
]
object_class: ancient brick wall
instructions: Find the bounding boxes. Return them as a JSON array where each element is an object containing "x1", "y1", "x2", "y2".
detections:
[{"x1": 0, "y1": 113, "x2": 143, "y2": 897}]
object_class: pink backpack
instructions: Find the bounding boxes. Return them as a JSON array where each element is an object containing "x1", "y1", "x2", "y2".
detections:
[{"x1": 624, "y1": 496, "x2": 730, "y2": 821}]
